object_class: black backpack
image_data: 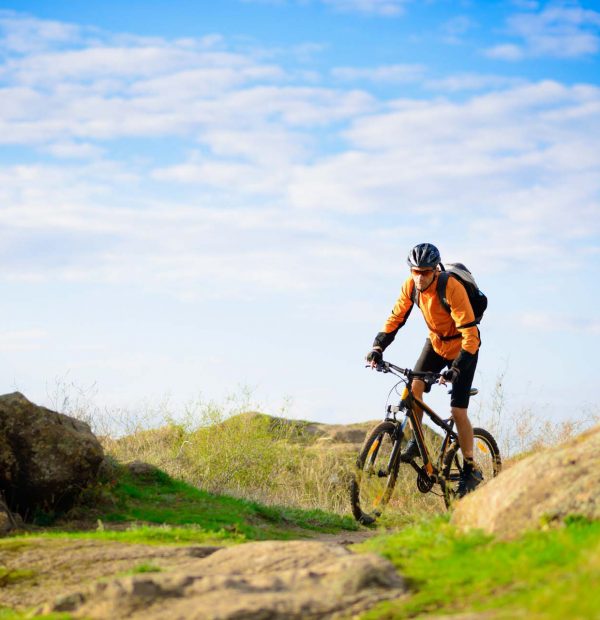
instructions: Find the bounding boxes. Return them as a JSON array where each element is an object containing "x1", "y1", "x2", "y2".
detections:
[{"x1": 411, "y1": 262, "x2": 487, "y2": 328}]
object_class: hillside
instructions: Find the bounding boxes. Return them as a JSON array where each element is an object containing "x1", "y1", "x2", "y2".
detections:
[
  {"x1": 102, "y1": 411, "x2": 447, "y2": 519},
  {"x1": 1, "y1": 414, "x2": 599, "y2": 619}
]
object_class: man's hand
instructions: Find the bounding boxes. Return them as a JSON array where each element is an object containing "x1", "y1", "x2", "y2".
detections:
[
  {"x1": 366, "y1": 348, "x2": 383, "y2": 368},
  {"x1": 439, "y1": 367, "x2": 460, "y2": 384}
]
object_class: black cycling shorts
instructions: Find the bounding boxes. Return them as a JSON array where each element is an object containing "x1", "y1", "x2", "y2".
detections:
[{"x1": 413, "y1": 338, "x2": 478, "y2": 409}]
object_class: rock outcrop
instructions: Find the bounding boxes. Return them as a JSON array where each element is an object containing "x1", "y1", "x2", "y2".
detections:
[
  {"x1": 42, "y1": 540, "x2": 406, "y2": 619},
  {"x1": 0, "y1": 392, "x2": 104, "y2": 519},
  {"x1": 452, "y1": 425, "x2": 600, "y2": 538}
]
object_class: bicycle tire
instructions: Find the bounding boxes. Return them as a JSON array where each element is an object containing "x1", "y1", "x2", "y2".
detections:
[
  {"x1": 442, "y1": 427, "x2": 501, "y2": 509},
  {"x1": 349, "y1": 421, "x2": 404, "y2": 525}
]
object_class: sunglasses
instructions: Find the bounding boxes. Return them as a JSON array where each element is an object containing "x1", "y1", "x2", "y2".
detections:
[{"x1": 411, "y1": 268, "x2": 434, "y2": 276}]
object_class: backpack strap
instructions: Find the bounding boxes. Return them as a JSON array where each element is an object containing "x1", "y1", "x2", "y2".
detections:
[
  {"x1": 437, "y1": 271, "x2": 477, "y2": 330},
  {"x1": 436, "y1": 271, "x2": 451, "y2": 314}
]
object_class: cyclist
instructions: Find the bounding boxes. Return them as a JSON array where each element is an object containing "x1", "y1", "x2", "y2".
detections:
[{"x1": 366, "y1": 242, "x2": 482, "y2": 497}]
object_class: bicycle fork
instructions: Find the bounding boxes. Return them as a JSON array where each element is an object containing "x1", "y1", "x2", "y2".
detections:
[{"x1": 367, "y1": 422, "x2": 405, "y2": 479}]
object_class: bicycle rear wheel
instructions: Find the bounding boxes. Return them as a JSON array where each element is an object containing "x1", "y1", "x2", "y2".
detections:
[
  {"x1": 349, "y1": 421, "x2": 403, "y2": 525},
  {"x1": 442, "y1": 427, "x2": 501, "y2": 508}
]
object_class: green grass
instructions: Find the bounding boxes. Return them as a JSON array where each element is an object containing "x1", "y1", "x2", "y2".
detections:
[
  {"x1": 0, "y1": 568, "x2": 36, "y2": 587},
  {"x1": 10, "y1": 466, "x2": 356, "y2": 546},
  {"x1": 102, "y1": 467, "x2": 356, "y2": 539},
  {"x1": 0, "y1": 610, "x2": 72, "y2": 620},
  {"x1": 357, "y1": 515, "x2": 600, "y2": 619},
  {"x1": 102, "y1": 409, "x2": 361, "y2": 515},
  {"x1": 126, "y1": 562, "x2": 162, "y2": 575}
]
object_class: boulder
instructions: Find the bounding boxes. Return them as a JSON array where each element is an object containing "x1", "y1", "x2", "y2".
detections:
[
  {"x1": 0, "y1": 491, "x2": 19, "y2": 533},
  {"x1": 0, "y1": 508, "x2": 13, "y2": 534},
  {"x1": 0, "y1": 392, "x2": 104, "y2": 518},
  {"x1": 125, "y1": 460, "x2": 161, "y2": 480},
  {"x1": 452, "y1": 425, "x2": 600, "y2": 538},
  {"x1": 41, "y1": 540, "x2": 406, "y2": 618}
]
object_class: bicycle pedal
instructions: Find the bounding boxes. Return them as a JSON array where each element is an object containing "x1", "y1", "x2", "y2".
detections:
[{"x1": 416, "y1": 472, "x2": 434, "y2": 493}]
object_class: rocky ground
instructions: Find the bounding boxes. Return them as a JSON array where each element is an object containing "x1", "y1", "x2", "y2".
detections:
[
  {"x1": 1, "y1": 532, "x2": 404, "y2": 619},
  {"x1": 2, "y1": 391, "x2": 599, "y2": 619},
  {"x1": 452, "y1": 424, "x2": 600, "y2": 538}
]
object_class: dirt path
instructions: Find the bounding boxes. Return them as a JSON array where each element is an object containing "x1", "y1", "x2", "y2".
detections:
[
  {"x1": 0, "y1": 538, "x2": 220, "y2": 609},
  {"x1": 1, "y1": 528, "x2": 397, "y2": 618},
  {"x1": 309, "y1": 527, "x2": 380, "y2": 546}
]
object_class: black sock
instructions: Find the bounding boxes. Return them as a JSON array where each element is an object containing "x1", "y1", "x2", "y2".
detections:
[{"x1": 463, "y1": 457, "x2": 474, "y2": 474}]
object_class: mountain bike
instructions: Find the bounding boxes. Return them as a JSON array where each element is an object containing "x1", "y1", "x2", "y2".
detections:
[{"x1": 350, "y1": 360, "x2": 502, "y2": 525}]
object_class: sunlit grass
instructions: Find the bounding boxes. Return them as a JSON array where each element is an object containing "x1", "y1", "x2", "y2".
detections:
[
  {"x1": 358, "y1": 515, "x2": 600, "y2": 619},
  {"x1": 12, "y1": 466, "x2": 357, "y2": 546}
]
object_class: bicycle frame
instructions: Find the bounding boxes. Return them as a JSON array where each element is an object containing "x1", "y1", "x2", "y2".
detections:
[
  {"x1": 352, "y1": 360, "x2": 498, "y2": 523},
  {"x1": 382, "y1": 364, "x2": 460, "y2": 483}
]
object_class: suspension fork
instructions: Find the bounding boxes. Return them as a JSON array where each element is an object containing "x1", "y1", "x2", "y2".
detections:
[{"x1": 385, "y1": 417, "x2": 409, "y2": 475}]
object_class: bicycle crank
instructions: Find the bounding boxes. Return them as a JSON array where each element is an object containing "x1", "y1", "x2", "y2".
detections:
[{"x1": 416, "y1": 470, "x2": 434, "y2": 493}]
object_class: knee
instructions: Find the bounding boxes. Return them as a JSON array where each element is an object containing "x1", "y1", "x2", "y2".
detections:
[
  {"x1": 412, "y1": 379, "x2": 425, "y2": 398},
  {"x1": 451, "y1": 407, "x2": 469, "y2": 422}
]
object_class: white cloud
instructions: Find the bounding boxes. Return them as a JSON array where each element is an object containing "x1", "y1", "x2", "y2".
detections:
[
  {"x1": 485, "y1": 43, "x2": 524, "y2": 61},
  {"x1": 240, "y1": 0, "x2": 409, "y2": 15},
  {"x1": 520, "y1": 313, "x2": 600, "y2": 334},
  {"x1": 0, "y1": 329, "x2": 48, "y2": 352},
  {"x1": 485, "y1": 2, "x2": 600, "y2": 60},
  {"x1": 41, "y1": 141, "x2": 105, "y2": 159},
  {"x1": 287, "y1": 81, "x2": 600, "y2": 272},
  {"x1": 0, "y1": 25, "x2": 374, "y2": 146},
  {"x1": 323, "y1": 0, "x2": 408, "y2": 16},
  {"x1": 425, "y1": 73, "x2": 525, "y2": 92},
  {"x1": 0, "y1": 11, "x2": 598, "y2": 304},
  {"x1": 511, "y1": 0, "x2": 540, "y2": 9},
  {"x1": 0, "y1": 10, "x2": 82, "y2": 54},
  {"x1": 331, "y1": 63, "x2": 425, "y2": 83},
  {"x1": 441, "y1": 15, "x2": 477, "y2": 44}
]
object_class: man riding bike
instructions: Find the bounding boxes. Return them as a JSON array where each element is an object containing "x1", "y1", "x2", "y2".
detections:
[{"x1": 366, "y1": 242, "x2": 483, "y2": 497}]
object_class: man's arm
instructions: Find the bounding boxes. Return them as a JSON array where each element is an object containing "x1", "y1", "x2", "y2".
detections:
[{"x1": 371, "y1": 277, "x2": 415, "y2": 353}]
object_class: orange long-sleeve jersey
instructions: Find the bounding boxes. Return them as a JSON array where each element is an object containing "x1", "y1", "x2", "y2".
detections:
[{"x1": 376, "y1": 273, "x2": 480, "y2": 360}]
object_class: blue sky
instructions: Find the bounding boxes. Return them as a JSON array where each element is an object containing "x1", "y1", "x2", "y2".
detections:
[{"x1": 0, "y1": 0, "x2": 599, "y2": 430}]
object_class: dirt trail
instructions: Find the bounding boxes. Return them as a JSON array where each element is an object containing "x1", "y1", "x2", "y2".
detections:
[
  {"x1": 1, "y1": 528, "x2": 396, "y2": 618},
  {"x1": 309, "y1": 527, "x2": 380, "y2": 546},
  {"x1": 0, "y1": 538, "x2": 220, "y2": 609}
]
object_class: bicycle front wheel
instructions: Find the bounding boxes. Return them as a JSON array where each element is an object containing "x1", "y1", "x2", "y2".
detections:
[
  {"x1": 349, "y1": 421, "x2": 403, "y2": 525},
  {"x1": 442, "y1": 427, "x2": 501, "y2": 509}
]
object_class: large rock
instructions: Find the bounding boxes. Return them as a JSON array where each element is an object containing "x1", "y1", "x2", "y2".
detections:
[
  {"x1": 42, "y1": 540, "x2": 406, "y2": 619},
  {"x1": 0, "y1": 392, "x2": 104, "y2": 518},
  {"x1": 452, "y1": 425, "x2": 600, "y2": 538}
]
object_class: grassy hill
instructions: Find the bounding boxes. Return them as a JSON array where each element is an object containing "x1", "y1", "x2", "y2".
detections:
[
  {"x1": 0, "y1": 462, "x2": 358, "y2": 619},
  {"x1": 3, "y1": 411, "x2": 598, "y2": 620},
  {"x1": 101, "y1": 411, "x2": 447, "y2": 520}
]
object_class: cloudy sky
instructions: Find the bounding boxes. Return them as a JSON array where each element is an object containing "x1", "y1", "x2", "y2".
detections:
[{"x1": 1, "y1": 0, "x2": 599, "y2": 428}]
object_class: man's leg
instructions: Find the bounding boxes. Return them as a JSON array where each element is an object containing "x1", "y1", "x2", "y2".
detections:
[
  {"x1": 449, "y1": 351, "x2": 481, "y2": 496},
  {"x1": 451, "y1": 407, "x2": 473, "y2": 459},
  {"x1": 454, "y1": 408, "x2": 481, "y2": 497},
  {"x1": 401, "y1": 340, "x2": 445, "y2": 461},
  {"x1": 411, "y1": 379, "x2": 425, "y2": 426}
]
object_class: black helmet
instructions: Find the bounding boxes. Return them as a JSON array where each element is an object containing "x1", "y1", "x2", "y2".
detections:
[{"x1": 407, "y1": 243, "x2": 441, "y2": 269}]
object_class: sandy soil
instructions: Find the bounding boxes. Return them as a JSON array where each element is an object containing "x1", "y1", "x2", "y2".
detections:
[
  {"x1": 0, "y1": 538, "x2": 220, "y2": 610},
  {"x1": 0, "y1": 525, "x2": 378, "y2": 611}
]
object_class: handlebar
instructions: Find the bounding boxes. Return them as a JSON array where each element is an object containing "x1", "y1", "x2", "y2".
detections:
[{"x1": 368, "y1": 360, "x2": 443, "y2": 385}]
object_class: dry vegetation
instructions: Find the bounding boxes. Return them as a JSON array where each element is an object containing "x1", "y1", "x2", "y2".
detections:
[
  {"x1": 471, "y1": 370, "x2": 599, "y2": 466},
  {"x1": 50, "y1": 374, "x2": 598, "y2": 520}
]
